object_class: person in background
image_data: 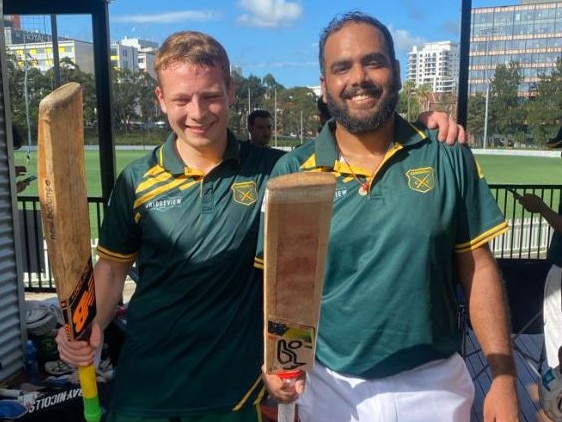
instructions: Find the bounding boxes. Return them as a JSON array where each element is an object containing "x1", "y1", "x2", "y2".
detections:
[
  {"x1": 513, "y1": 192, "x2": 562, "y2": 370},
  {"x1": 56, "y1": 28, "x2": 469, "y2": 422},
  {"x1": 258, "y1": 11, "x2": 518, "y2": 422},
  {"x1": 248, "y1": 109, "x2": 274, "y2": 147},
  {"x1": 546, "y1": 124, "x2": 562, "y2": 149},
  {"x1": 317, "y1": 96, "x2": 331, "y2": 131}
]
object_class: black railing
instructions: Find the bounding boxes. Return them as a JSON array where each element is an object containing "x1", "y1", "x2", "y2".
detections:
[
  {"x1": 16, "y1": 184, "x2": 562, "y2": 292},
  {"x1": 17, "y1": 195, "x2": 106, "y2": 292}
]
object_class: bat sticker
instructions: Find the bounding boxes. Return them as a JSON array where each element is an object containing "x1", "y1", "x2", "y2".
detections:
[
  {"x1": 60, "y1": 257, "x2": 97, "y2": 341},
  {"x1": 267, "y1": 317, "x2": 315, "y2": 372}
]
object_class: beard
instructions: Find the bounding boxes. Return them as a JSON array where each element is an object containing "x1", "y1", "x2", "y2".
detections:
[{"x1": 325, "y1": 80, "x2": 399, "y2": 135}]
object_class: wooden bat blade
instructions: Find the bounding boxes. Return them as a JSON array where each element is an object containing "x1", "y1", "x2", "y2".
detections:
[
  {"x1": 37, "y1": 82, "x2": 100, "y2": 422},
  {"x1": 38, "y1": 82, "x2": 95, "y2": 341},
  {"x1": 264, "y1": 172, "x2": 335, "y2": 374}
]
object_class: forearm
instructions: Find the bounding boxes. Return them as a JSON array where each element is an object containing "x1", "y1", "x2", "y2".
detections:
[
  {"x1": 539, "y1": 205, "x2": 562, "y2": 234},
  {"x1": 458, "y1": 247, "x2": 515, "y2": 377},
  {"x1": 93, "y1": 257, "x2": 130, "y2": 330}
]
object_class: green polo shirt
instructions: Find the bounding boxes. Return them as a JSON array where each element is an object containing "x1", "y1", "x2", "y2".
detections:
[
  {"x1": 255, "y1": 115, "x2": 508, "y2": 379},
  {"x1": 97, "y1": 131, "x2": 283, "y2": 417}
]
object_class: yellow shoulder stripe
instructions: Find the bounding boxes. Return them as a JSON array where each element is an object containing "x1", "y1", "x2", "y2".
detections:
[{"x1": 454, "y1": 221, "x2": 509, "y2": 253}]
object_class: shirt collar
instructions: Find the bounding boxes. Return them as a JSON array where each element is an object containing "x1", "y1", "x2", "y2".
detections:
[
  {"x1": 314, "y1": 114, "x2": 429, "y2": 169},
  {"x1": 158, "y1": 130, "x2": 241, "y2": 175}
]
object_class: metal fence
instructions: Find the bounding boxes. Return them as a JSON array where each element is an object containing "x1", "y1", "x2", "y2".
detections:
[
  {"x1": 16, "y1": 184, "x2": 562, "y2": 292},
  {"x1": 17, "y1": 195, "x2": 105, "y2": 292}
]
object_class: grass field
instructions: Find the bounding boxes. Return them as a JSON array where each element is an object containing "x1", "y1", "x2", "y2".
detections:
[
  {"x1": 13, "y1": 148, "x2": 562, "y2": 248},
  {"x1": 475, "y1": 154, "x2": 562, "y2": 185},
  {"x1": 15, "y1": 148, "x2": 562, "y2": 197}
]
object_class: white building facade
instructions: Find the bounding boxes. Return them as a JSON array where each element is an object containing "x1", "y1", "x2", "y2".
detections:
[
  {"x1": 407, "y1": 41, "x2": 460, "y2": 93},
  {"x1": 4, "y1": 27, "x2": 94, "y2": 74}
]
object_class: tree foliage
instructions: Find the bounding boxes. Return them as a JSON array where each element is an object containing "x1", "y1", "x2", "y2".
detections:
[
  {"x1": 465, "y1": 59, "x2": 562, "y2": 148},
  {"x1": 7, "y1": 52, "x2": 562, "y2": 148}
]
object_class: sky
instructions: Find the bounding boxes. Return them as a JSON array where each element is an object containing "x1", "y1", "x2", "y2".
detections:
[{"x1": 32, "y1": 0, "x2": 512, "y2": 89}]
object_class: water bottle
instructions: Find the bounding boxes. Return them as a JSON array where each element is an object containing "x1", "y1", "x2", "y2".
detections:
[{"x1": 24, "y1": 340, "x2": 40, "y2": 384}]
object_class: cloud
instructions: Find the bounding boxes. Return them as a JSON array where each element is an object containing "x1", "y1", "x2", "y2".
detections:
[
  {"x1": 389, "y1": 26, "x2": 428, "y2": 55},
  {"x1": 237, "y1": 0, "x2": 302, "y2": 28},
  {"x1": 113, "y1": 10, "x2": 220, "y2": 24}
]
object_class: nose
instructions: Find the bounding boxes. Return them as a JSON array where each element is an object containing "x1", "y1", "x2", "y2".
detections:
[
  {"x1": 187, "y1": 96, "x2": 205, "y2": 120},
  {"x1": 349, "y1": 64, "x2": 368, "y2": 86}
]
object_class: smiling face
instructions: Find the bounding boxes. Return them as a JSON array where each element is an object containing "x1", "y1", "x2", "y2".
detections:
[
  {"x1": 155, "y1": 62, "x2": 234, "y2": 155},
  {"x1": 320, "y1": 22, "x2": 401, "y2": 135}
]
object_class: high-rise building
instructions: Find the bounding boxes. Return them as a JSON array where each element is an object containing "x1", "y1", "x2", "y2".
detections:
[
  {"x1": 120, "y1": 37, "x2": 158, "y2": 79},
  {"x1": 4, "y1": 27, "x2": 94, "y2": 74},
  {"x1": 469, "y1": 1, "x2": 562, "y2": 97},
  {"x1": 407, "y1": 41, "x2": 460, "y2": 93},
  {"x1": 110, "y1": 42, "x2": 139, "y2": 73}
]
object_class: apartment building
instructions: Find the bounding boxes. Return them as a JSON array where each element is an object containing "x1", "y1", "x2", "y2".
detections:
[{"x1": 407, "y1": 41, "x2": 460, "y2": 93}]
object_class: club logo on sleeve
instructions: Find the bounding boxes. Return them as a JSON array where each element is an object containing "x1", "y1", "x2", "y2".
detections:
[
  {"x1": 231, "y1": 181, "x2": 258, "y2": 205},
  {"x1": 406, "y1": 167, "x2": 435, "y2": 193}
]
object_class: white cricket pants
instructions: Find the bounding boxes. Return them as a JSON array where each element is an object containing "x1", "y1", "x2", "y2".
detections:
[
  {"x1": 544, "y1": 264, "x2": 562, "y2": 368},
  {"x1": 297, "y1": 354, "x2": 474, "y2": 422}
]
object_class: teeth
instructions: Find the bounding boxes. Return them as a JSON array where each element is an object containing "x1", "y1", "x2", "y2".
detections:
[{"x1": 351, "y1": 95, "x2": 370, "y2": 101}]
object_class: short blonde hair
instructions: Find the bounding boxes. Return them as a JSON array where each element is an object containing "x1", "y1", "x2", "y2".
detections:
[{"x1": 154, "y1": 31, "x2": 231, "y2": 87}]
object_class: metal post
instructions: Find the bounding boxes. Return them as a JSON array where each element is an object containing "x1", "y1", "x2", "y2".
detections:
[
  {"x1": 274, "y1": 88, "x2": 277, "y2": 147},
  {"x1": 483, "y1": 84, "x2": 489, "y2": 149},
  {"x1": 457, "y1": 0, "x2": 472, "y2": 127}
]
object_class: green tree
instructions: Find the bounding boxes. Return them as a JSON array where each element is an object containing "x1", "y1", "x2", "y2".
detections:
[
  {"x1": 489, "y1": 62, "x2": 523, "y2": 146},
  {"x1": 526, "y1": 58, "x2": 562, "y2": 146},
  {"x1": 46, "y1": 58, "x2": 97, "y2": 126},
  {"x1": 7, "y1": 52, "x2": 51, "y2": 146},
  {"x1": 467, "y1": 92, "x2": 486, "y2": 146},
  {"x1": 111, "y1": 68, "x2": 142, "y2": 131},
  {"x1": 415, "y1": 83, "x2": 432, "y2": 113},
  {"x1": 399, "y1": 80, "x2": 417, "y2": 121},
  {"x1": 136, "y1": 72, "x2": 159, "y2": 124}
]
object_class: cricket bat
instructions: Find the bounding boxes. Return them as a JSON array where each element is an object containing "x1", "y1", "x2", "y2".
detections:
[
  {"x1": 263, "y1": 172, "x2": 335, "y2": 422},
  {"x1": 37, "y1": 82, "x2": 101, "y2": 422}
]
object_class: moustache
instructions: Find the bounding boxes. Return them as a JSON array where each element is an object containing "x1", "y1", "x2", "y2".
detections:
[{"x1": 341, "y1": 82, "x2": 383, "y2": 100}]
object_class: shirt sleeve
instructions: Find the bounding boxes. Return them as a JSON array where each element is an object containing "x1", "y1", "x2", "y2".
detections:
[
  {"x1": 96, "y1": 168, "x2": 140, "y2": 263},
  {"x1": 452, "y1": 145, "x2": 508, "y2": 253},
  {"x1": 254, "y1": 153, "x2": 301, "y2": 269}
]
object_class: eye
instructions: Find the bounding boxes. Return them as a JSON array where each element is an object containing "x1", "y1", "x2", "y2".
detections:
[
  {"x1": 173, "y1": 99, "x2": 189, "y2": 107},
  {"x1": 331, "y1": 62, "x2": 350, "y2": 75}
]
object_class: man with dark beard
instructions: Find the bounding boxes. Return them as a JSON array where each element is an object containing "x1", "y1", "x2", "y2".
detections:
[{"x1": 256, "y1": 11, "x2": 519, "y2": 422}]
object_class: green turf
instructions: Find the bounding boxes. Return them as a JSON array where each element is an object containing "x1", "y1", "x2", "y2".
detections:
[
  {"x1": 474, "y1": 154, "x2": 562, "y2": 185},
  {"x1": 13, "y1": 148, "x2": 562, "y2": 249},
  {"x1": 15, "y1": 149, "x2": 562, "y2": 197}
]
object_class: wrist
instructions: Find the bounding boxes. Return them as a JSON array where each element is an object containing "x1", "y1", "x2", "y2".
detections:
[{"x1": 487, "y1": 353, "x2": 516, "y2": 378}]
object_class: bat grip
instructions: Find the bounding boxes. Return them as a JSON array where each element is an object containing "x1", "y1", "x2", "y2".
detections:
[
  {"x1": 277, "y1": 370, "x2": 303, "y2": 422},
  {"x1": 78, "y1": 364, "x2": 101, "y2": 422},
  {"x1": 278, "y1": 402, "x2": 296, "y2": 422}
]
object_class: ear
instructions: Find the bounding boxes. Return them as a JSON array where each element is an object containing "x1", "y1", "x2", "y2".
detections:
[
  {"x1": 320, "y1": 75, "x2": 327, "y2": 103},
  {"x1": 228, "y1": 80, "x2": 236, "y2": 106},
  {"x1": 155, "y1": 86, "x2": 167, "y2": 114},
  {"x1": 394, "y1": 60, "x2": 402, "y2": 92}
]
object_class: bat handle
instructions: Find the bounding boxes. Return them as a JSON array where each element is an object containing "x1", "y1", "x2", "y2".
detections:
[
  {"x1": 278, "y1": 402, "x2": 296, "y2": 422},
  {"x1": 277, "y1": 370, "x2": 303, "y2": 422},
  {"x1": 78, "y1": 364, "x2": 101, "y2": 422}
]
